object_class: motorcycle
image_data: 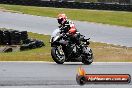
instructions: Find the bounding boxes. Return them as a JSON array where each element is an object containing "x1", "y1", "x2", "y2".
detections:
[{"x1": 50, "y1": 29, "x2": 94, "y2": 65}]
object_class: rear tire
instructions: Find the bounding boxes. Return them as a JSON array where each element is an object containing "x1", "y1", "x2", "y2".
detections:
[
  {"x1": 51, "y1": 47, "x2": 65, "y2": 64},
  {"x1": 82, "y1": 48, "x2": 93, "y2": 65}
]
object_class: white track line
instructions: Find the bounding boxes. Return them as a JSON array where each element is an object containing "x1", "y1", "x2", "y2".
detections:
[{"x1": 0, "y1": 61, "x2": 132, "y2": 64}]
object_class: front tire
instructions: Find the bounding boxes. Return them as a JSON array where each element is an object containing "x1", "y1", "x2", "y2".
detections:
[{"x1": 51, "y1": 46, "x2": 65, "y2": 64}]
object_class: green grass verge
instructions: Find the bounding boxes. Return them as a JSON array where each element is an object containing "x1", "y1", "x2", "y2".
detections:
[
  {"x1": 0, "y1": 4, "x2": 132, "y2": 27},
  {"x1": 0, "y1": 29, "x2": 132, "y2": 62}
]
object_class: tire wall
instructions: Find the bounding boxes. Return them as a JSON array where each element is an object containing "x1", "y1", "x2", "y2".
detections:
[{"x1": 0, "y1": 0, "x2": 131, "y2": 11}]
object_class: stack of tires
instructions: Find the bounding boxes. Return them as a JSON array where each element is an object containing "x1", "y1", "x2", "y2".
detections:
[
  {"x1": 0, "y1": 30, "x2": 3, "y2": 45},
  {"x1": 21, "y1": 31, "x2": 28, "y2": 42},
  {"x1": 10, "y1": 30, "x2": 21, "y2": 45},
  {"x1": 0, "y1": 30, "x2": 29, "y2": 45},
  {"x1": 2, "y1": 30, "x2": 11, "y2": 45},
  {"x1": 0, "y1": 30, "x2": 45, "y2": 52}
]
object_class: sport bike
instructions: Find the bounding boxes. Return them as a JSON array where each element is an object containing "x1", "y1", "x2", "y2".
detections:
[{"x1": 50, "y1": 29, "x2": 94, "y2": 65}]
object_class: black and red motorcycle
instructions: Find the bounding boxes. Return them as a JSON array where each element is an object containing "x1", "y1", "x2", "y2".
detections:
[{"x1": 50, "y1": 29, "x2": 94, "y2": 65}]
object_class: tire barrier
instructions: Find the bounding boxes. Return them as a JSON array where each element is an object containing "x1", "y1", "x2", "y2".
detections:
[
  {"x1": 10, "y1": 30, "x2": 21, "y2": 45},
  {"x1": 0, "y1": 30, "x2": 28, "y2": 45},
  {"x1": 3, "y1": 30, "x2": 11, "y2": 45},
  {"x1": 0, "y1": 30, "x2": 45, "y2": 52},
  {"x1": 0, "y1": 30, "x2": 3, "y2": 45},
  {"x1": 20, "y1": 39, "x2": 45, "y2": 51},
  {"x1": 0, "y1": 0, "x2": 131, "y2": 11}
]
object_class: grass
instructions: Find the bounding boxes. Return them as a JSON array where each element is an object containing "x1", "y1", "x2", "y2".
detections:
[
  {"x1": 0, "y1": 4, "x2": 132, "y2": 27},
  {"x1": 90, "y1": 42, "x2": 132, "y2": 62},
  {"x1": 0, "y1": 29, "x2": 132, "y2": 62}
]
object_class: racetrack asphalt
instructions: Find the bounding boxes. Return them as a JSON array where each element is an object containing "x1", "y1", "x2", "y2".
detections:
[
  {"x1": 0, "y1": 62, "x2": 131, "y2": 88},
  {"x1": 0, "y1": 11, "x2": 132, "y2": 47}
]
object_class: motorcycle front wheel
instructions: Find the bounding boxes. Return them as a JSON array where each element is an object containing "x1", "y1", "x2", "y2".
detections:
[{"x1": 51, "y1": 46, "x2": 65, "y2": 64}]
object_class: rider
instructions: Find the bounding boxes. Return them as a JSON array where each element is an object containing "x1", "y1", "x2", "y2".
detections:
[
  {"x1": 57, "y1": 13, "x2": 76, "y2": 34},
  {"x1": 57, "y1": 13, "x2": 84, "y2": 45}
]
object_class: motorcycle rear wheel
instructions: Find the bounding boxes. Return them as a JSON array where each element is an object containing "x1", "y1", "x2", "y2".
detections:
[{"x1": 82, "y1": 48, "x2": 93, "y2": 65}]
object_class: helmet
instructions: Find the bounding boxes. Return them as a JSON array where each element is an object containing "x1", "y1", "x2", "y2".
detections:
[{"x1": 57, "y1": 13, "x2": 67, "y2": 24}]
